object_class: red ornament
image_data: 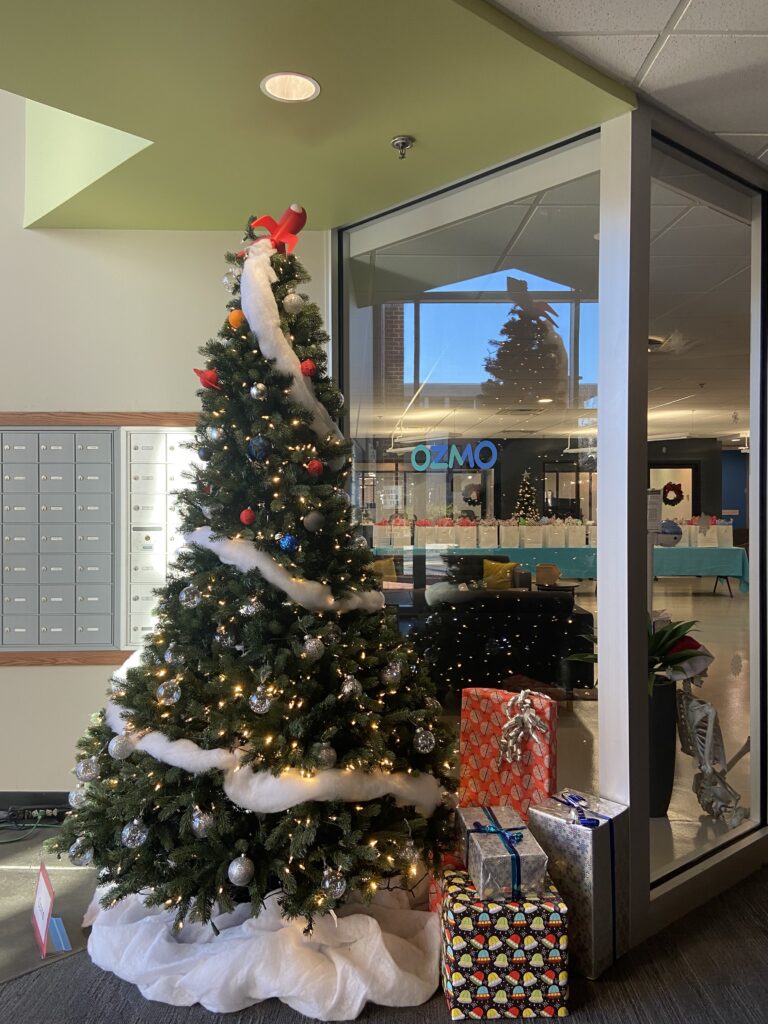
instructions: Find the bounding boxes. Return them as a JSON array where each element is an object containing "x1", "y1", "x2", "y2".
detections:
[
  {"x1": 194, "y1": 368, "x2": 222, "y2": 391},
  {"x1": 239, "y1": 508, "x2": 256, "y2": 526},
  {"x1": 250, "y1": 204, "x2": 307, "y2": 254},
  {"x1": 300, "y1": 359, "x2": 318, "y2": 378},
  {"x1": 306, "y1": 459, "x2": 324, "y2": 478}
]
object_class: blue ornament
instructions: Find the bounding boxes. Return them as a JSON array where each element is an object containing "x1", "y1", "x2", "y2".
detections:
[
  {"x1": 247, "y1": 436, "x2": 270, "y2": 462},
  {"x1": 278, "y1": 533, "x2": 299, "y2": 553},
  {"x1": 198, "y1": 446, "x2": 212, "y2": 461}
]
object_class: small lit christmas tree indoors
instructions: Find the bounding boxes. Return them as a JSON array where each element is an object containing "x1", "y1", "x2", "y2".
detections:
[{"x1": 514, "y1": 467, "x2": 540, "y2": 520}]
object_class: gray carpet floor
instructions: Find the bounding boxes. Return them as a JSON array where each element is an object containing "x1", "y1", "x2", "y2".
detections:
[{"x1": 1, "y1": 864, "x2": 767, "y2": 1024}]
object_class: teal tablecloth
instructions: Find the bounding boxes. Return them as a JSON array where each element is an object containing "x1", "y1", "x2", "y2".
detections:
[{"x1": 372, "y1": 545, "x2": 749, "y2": 591}]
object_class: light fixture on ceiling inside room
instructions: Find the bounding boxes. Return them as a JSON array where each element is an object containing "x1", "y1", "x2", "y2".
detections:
[
  {"x1": 391, "y1": 135, "x2": 415, "y2": 160},
  {"x1": 260, "y1": 72, "x2": 320, "y2": 103},
  {"x1": 648, "y1": 336, "x2": 667, "y2": 353},
  {"x1": 537, "y1": 398, "x2": 553, "y2": 404}
]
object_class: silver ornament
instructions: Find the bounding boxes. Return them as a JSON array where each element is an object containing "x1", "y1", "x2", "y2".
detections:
[
  {"x1": 156, "y1": 680, "x2": 181, "y2": 706},
  {"x1": 323, "y1": 623, "x2": 341, "y2": 645},
  {"x1": 75, "y1": 756, "x2": 100, "y2": 782},
  {"x1": 311, "y1": 742, "x2": 338, "y2": 769},
  {"x1": 121, "y1": 818, "x2": 149, "y2": 848},
  {"x1": 108, "y1": 734, "x2": 134, "y2": 760},
  {"x1": 249, "y1": 687, "x2": 272, "y2": 715},
  {"x1": 250, "y1": 382, "x2": 268, "y2": 401},
  {"x1": 282, "y1": 291, "x2": 305, "y2": 315},
  {"x1": 352, "y1": 535, "x2": 368, "y2": 549},
  {"x1": 328, "y1": 455, "x2": 347, "y2": 472},
  {"x1": 179, "y1": 585, "x2": 202, "y2": 608},
  {"x1": 68, "y1": 787, "x2": 87, "y2": 809},
  {"x1": 227, "y1": 854, "x2": 255, "y2": 886},
  {"x1": 239, "y1": 599, "x2": 263, "y2": 616},
  {"x1": 302, "y1": 510, "x2": 326, "y2": 533},
  {"x1": 222, "y1": 268, "x2": 240, "y2": 292},
  {"x1": 303, "y1": 636, "x2": 325, "y2": 661},
  {"x1": 424, "y1": 696, "x2": 442, "y2": 712},
  {"x1": 337, "y1": 392, "x2": 345, "y2": 407},
  {"x1": 109, "y1": 674, "x2": 127, "y2": 698},
  {"x1": 191, "y1": 807, "x2": 214, "y2": 838},
  {"x1": 413, "y1": 727, "x2": 436, "y2": 754},
  {"x1": 340, "y1": 675, "x2": 363, "y2": 700},
  {"x1": 381, "y1": 661, "x2": 401, "y2": 686},
  {"x1": 402, "y1": 839, "x2": 418, "y2": 863},
  {"x1": 205, "y1": 425, "x2": 222, "y2": 442},
  {"x1": 164, "y1": 643, "x2": 184, "y2": 665},
  {"x1": 68, "y1": 841, "x2": 94, "y2": 867},
  {"x1": 320, "y1": 867, "x2": 347, "y2": 900}
]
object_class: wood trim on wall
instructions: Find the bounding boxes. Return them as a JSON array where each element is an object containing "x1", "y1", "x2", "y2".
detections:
[
  {"x1": 0, "y1": 412, "x2": 198, "y2": 426},
  {"x1": 0, "y1": 651, "x2": 131, "y2": 667}
]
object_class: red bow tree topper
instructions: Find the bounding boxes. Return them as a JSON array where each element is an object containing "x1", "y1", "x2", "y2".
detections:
[{"x1": 250, "y1": 204, "x2": 307, "y2": 254}]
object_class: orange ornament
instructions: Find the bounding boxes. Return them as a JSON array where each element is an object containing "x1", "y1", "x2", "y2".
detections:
[{"x1": 227, "y1": 309, "x2": 247, "y2": 331}]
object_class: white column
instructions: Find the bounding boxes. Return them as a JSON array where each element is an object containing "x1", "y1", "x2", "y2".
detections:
[{"x1": 597, "y1": 110, "x2": 652, "y2": 940}]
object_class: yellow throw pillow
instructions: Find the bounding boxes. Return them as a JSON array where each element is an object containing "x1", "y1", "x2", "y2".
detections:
[
  {"x1": 483, "y1": 560, "x2": 518, "y2": 590},
  {"x1": 371, "y1": 557, "x2": 397, "y2": 583}
]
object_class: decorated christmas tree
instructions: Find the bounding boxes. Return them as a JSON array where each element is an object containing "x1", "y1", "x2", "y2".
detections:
[
  {"x1": 52, "y1": 206, "x2": 454, "y2": 931},
  {"x1": 513, "y1": 468, "x2": 539, "y2": 520},
  {"x1": 481, "y1": 278, "x2": 568, "y2": 408}
]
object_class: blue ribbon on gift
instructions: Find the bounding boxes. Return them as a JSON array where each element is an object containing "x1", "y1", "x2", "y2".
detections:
[
  {"x1": 465, "y1": 807, "x2": 526, "y2": 897},
  {"x1": 553, "y1": 791, "x2": 618, "y2": 964}
]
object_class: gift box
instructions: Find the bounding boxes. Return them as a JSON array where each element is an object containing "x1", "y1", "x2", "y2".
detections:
[
  {"x1": 439, "y1": 867, "x2": 569, "y2": 1019},
  {"x1": 716, "y1": 523, "x2": 733, "y2": 547},
  {"x1": 499, "y1": 521, "x2": 520, "y2": 547},
  {"x1": 586, "y1": 522, "x2": 597, "y2": 548},
  {"x1": 435, "y1": 518, "x2": 456, "y2": 544},
  {"x1": 414, "y1": 521, "x2": 436, "y2": 547},
  {"x1": 454, "y1": 521, "x2": 478, "y2": 548},
  {"x1": 457, "y1": 806, "x2": 548, "y2": 900},
  {"x1": 459, "y1": 688, "x2": 557, "y2": 821},
  {"x1": 528, "y1": 790, "x2": 629, "y2": 979},
  {"x1": 478, "y1": 522, "x2": 498, "y2": 548},
  {"x1": 697, "y1": 525, "x2": 718, "y2": 548}
]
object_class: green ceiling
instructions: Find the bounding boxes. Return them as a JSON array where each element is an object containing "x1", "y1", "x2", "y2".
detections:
[{"x1": 0, "y1": 0, "x2": 634, "y2": 230}]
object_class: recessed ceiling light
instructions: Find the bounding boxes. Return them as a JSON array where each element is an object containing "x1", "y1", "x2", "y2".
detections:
[
  {"x1": 537, "y1": 398, "x2": 553, "y2": 404},
  {"x1": 260, "y1": 72, "x2": 320, "y2": 103}
]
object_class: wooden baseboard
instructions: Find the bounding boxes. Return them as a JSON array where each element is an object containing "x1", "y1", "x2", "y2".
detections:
[
  {"x1": 0, "y1": 651, "x2": 131, "y2": 667},
  {"x1": 0, "y1": 412, "x2": 197, "y2": 426}
]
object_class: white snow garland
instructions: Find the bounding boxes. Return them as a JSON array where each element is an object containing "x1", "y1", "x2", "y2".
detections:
[
  {"x1": 84, "y1": 880, "x2": 440, "y2": 1019},
  {"x1": 240, "y1": 237, "x2": 342, "y2": 444},
  {"x1": 184, "y1": 526, "x2": 385, "y2": 615},
  {"x1": 105, "y1": 659, "x2": 444, "y2": 818}
]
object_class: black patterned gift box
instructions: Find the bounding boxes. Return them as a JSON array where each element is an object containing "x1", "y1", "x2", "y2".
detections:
[{"x1": 439, "y1": 867, "x2": 569, "y2": 1019}]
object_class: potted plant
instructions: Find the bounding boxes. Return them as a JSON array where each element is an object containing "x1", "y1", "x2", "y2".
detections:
[{"x1": 569, "y1": 618, "x2": 712, "y2": 817}]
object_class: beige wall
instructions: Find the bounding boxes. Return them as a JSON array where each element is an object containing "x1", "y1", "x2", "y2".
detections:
[{"x1": 0, "y1": 89, "x2": 332, "y2": 792}]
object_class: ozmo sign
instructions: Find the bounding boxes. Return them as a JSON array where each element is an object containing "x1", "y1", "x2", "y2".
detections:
[{"x1": 410, "y1": 440, "x2": 498, "y2": 472}]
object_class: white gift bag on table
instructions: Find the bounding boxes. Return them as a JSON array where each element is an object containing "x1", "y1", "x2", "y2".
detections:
[
  {"x1": 372, "y1": 525, "x2": 391, "y2": 548},
  {"x1": 677, "y1": 523, "x2": 689, "y2": 547},
  {"x1": 697, "y1": 525, "x2": 718, "y2": 547},
  {"x1": 390, "y1": 525, "x2": 412, "y2": 547},
  {"x1": 477, "y1": 523, "x2": 498, "y2": 548},
  {"x1": 520, "y1": 524, "x2": 543, "y2": 548},
  {"x1": 453, "y1": 523, "x2": 477, "y2": 548},
  {"x1": 499, "y1": 521, "x2": 520, "y2": 547},
  {"x1": 433, "y1": 523, "x2": 454, "y2": 544},
  {"x1": 717, "y1": 524, "x2": 733, "y2": 547},
  {"x1": 566, "y1": 524, "x2": 587, "y2": 547},
  {"x1": 587, "y1": 522, "x2": 597, "y2": 547},
  {"x1": 545, "y1": 522, "x2": 566, "y2": 547}
]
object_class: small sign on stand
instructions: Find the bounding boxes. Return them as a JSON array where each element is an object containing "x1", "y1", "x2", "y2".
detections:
[{"x1": 32, "y1": 863, "x2": 72, "y2": 958}]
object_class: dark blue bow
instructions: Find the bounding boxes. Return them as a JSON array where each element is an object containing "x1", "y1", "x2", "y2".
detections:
[
  {"x1": 553, "y1": 792, "x2": 601, "y2": 828},
  {"x1": 465, "y1": 807, "x2": 526, "y2": 897}
]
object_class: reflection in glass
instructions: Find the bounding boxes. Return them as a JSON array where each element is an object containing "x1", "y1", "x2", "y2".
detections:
[{"x1": 647, "y1": 142, "x2": 756, "y2": 880}]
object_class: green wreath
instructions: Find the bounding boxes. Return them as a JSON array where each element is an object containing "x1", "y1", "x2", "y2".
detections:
[{"x1": 662, "y1": 481, "x2": 684, "y2": 506}]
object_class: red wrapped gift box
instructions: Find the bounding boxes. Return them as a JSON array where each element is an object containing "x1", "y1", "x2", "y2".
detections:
[{"x1": 459, "y1": 688, "x2": 557, "y2": 821}]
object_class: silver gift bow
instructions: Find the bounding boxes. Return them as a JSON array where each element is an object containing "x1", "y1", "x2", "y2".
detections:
[{"x1": 499, "y1": 689, "x2": 548, "y2": 764}]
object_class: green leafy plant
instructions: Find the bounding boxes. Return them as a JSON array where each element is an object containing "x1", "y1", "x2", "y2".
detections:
[{"x1": 569, "y1": 617, "x2": 700, "y2": 695}]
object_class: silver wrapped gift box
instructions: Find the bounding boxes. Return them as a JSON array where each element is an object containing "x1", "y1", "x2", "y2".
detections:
[
  {"x1": 528, "y1": 789, "x2": 629, "y2": 979},
  {"x1": 456, "y1": 805, "x2": 548, "y2": 900}
]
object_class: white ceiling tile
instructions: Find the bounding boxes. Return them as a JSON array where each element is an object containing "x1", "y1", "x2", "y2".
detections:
[
  {"x1": 677, "y1": 0, "x2": 768, "y2": 32},
  {"x1": 489, "y1": 0, "x2": 677, "y2": 34},
  {"x1": 552, "y1": 33, "x2": 655, "y2": 80},
  {"x1": 643, "y1": 35, "x2": 768, "y2": 131},
  {"x1": 714, "y1": 132, "x2": 768, "y2": 156}
]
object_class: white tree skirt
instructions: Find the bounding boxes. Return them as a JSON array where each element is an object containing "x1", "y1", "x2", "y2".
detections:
[{"x1": 84, "y1": 883, "x2": 439, "y2": 1020}]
